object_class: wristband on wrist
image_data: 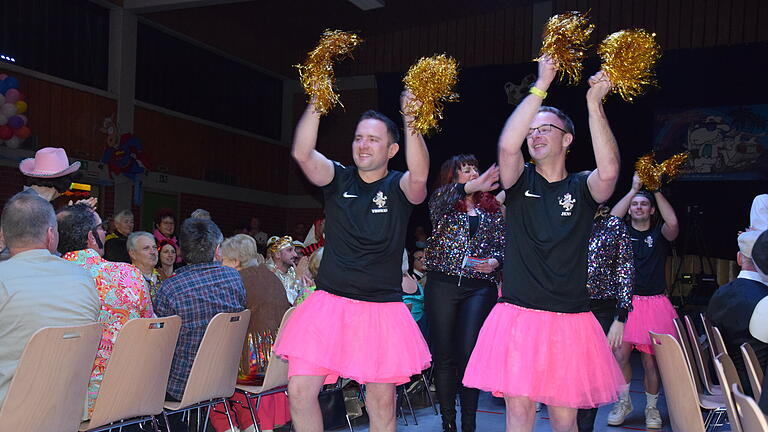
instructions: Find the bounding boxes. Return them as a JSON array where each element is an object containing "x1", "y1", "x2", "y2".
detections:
[{"x1": 529, "y1": 86, "x2": 547, "y2": 99}]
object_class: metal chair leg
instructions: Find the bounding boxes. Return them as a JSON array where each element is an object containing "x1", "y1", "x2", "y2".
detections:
[
  {"x1": 222, "y1": 399, "x2": 236, "y2": 432},
  {"x1": 420, "y1": 373, "x2": 438, "y2": 415},
  {"x1": 162, "y1": 413, "x2": 172, "y2": 432},
  {"x1": 402, "y1": 385, "x2": 418, "y2": 425}
]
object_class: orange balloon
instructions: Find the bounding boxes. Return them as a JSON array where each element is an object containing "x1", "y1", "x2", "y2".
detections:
[
  {"x1": 15, "y1": 101, "x2": 27, "y2": 114},
  {"x1": 14, "y1": 125, "x2": 31, "y2": 139}
]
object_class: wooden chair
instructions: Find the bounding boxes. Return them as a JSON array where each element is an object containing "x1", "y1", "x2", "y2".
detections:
[
  {"x1": 702, "y1": 313, "x2": 727, "y2": 357},
  {"x1": 714, "y1": 353, "x2": 745, "y2": 432},
  {"x1": 685, "y1": 314, "x2": 723, "y2": 395},
  {"x1": 79, "y1": 316, "x2": 182, "y2": 432},
  {"x1": 651, "y1": 332, "x2": 724, "y2": 432},
  {"x1": 675, "y1": 317, "x2": 706, "y2": 395},
  {"x1": 742, "y1": 342, "x2": 764, "y2": 401},
  {"x1": 732, "y1": 384, "x2": 768, "y2": 432},
  {"x1": 0, "y1": 323, "x2": 102, "y2": 432},
  {"x1": 235, "y1": 307, "x2": 295, "y2": 432},
  {"x1": 162, "y1": 310, "x2": 251, "y2": 432}
]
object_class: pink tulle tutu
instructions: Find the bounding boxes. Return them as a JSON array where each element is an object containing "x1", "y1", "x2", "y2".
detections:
[
  {"x1": 463, "y1": 302, "x2": 626, "y2": 409},
  {"x1": 274, "y1": 290, "x2": 431, "y2": 385},
  {"x1": 623, "y1": 294, "x2": 678, "y2": 354}
]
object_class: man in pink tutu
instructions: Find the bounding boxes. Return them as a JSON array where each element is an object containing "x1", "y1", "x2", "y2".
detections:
[
  {"x1": 462, "y1": 56, "x2": 626, "y2": 432},
  {"x1": 607, "y1": 173, "x2": 679, "y2": 429},
  {"x1": 275, "y1": 90, "x2": 431, "y2": 432}
]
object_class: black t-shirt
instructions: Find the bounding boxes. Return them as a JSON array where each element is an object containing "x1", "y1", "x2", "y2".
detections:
[
  {"x1": 501, "y1": 164, "x2": 598, "y2": 313},
  {"x1": 627, "y1": 224, "x2": 668, "y2": 296},
  {"x1": 315, "y1": 162, "x2": 413, "y2": 302}
]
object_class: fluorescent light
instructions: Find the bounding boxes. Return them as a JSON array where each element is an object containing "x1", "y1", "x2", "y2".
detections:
[{"x1": 348, "y1": 0, "x2": 385, "y2": 10}]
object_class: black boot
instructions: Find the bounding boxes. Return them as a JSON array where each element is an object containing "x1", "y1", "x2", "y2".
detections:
[
  {"x1": 441, "y1": 406, "x2": 457, "y2": 432},
  {"x1": 460, "y1": 407, "x2": 476, "y2": 432},
  {"x1": 459, "y1": 386, "x2": 479, "y2": 432}
]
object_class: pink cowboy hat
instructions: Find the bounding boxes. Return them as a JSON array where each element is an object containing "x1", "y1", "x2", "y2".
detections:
[{"x1": 19, "y1": 147, "x2": 81, "y2": 178}]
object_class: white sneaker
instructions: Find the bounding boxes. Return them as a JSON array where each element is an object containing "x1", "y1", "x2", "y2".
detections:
[
  {"x1": 607, "y1": 398, "x2": 633, "y2": 426},
  {"x1": 645, "y1": 406, "x2": 662, "y2": 429}
]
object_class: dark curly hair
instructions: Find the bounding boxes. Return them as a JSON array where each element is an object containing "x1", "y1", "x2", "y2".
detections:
[{"x1": 56, "y1": 204, "x2": 99, "y2": 254}]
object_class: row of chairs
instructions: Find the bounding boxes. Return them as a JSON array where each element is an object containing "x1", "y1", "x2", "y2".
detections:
[
  {"x1": 653, "y1": 313, "x2": 767, "y2": 432},
  {"x1": 0, "y1": 308, "x2": 297, "y2": 432}
]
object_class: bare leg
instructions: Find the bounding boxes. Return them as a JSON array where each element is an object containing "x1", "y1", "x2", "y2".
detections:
[
  {"x1": 641, "y1": 352, "x2": 660, "y2": 395},
  {"x1": 504, "y1": 395, "x2": 536, "y2": 432},
  {"x1": 548, "y1": 405, "x2": 578, "y2": 432},
  {"x1": 613, "y1": 342, "x2": 634, "y2": 384},
  {"x1": 287, "y1": 375, "x2": 327, "y2": 432},
  {"x1": 364, "y1": 383, "x2": 396, "y2": 432}
]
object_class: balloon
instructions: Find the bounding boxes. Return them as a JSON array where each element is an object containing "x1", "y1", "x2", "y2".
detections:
[
  {"x1": 4, "y1": 135, "x2": 23, "y2": 149},
  {"x1": 15, "y1": 101, "x2": 27, "y2": 114},
  {"x1": 0, "y1": 115, "x2": 6, "y2": 126},
  {"x1": 17, "y1": 114, "x2": 27, "y2": 125},
  {"x1": 4, "y1": 77, "x2": 19, "y2": 89},
  {"x1": 0, "y1": 93, "x2": 5, "y2": 106},
  {"x1": 0, "y1": 125, "x2": 13, "y2": 140},
  {"x1": 14, "y1": 126, "x2": 31, "y2": 139},
  {"x1": 0, "y1": 74, "x2": 7, "y2": 80},
  {"x1": 4, "y1": 89, "x2": 20, "y2": 103},
  {"x1": 7, "y1": 115, "x2": 23, "y2": 129},
  {"x1": 1, "y1": 103, "x2": 17, "y2": 117},
  {"x1": 0, "y1": 82, "x2": 8, "y2": 94}
]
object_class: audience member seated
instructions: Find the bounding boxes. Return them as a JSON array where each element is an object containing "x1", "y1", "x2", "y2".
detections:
[
  {"x1": 295, "y1": 247, "x2": 322, "y2": 306},
  {"x1": 157, "y1": 240, "x2": 177, "y2": 281},
  {"x1": 247, "y1": 216, "x2": 269, "y2": 253},
  {"x1": 0, "y1": 192, "x2": 100, "y2": 405},
  {"x1": 128, "y1": 231, "x2": 161, "y2": 299},
  {"x1": 154, "y1": 217, "x2": 245, "y2": 432},
  {"x1": 57, "y1": 203, "x2": 155, "y2": 417},
  {"x1": 265, "y1": 236, "x2": 302, "y2": 305},
  {"x1": 212, "y1": 233, "x2": 290, "y2": 432},
  {"x1": 104, "y1": 209, "x2": 134, "y2": 263},
  {"x1": 153, "y1": 208, "x2": 181, "y2": 264},
  {"x1": 707, "y1": 229, "x2": 768, "y2": 396}
]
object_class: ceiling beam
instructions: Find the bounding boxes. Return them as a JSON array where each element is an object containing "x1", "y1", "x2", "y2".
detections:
[{"x1": 123, "y1": 0, "x2": 251, "y2": 14}]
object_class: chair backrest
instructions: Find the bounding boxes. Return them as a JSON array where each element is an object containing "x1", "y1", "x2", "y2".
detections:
[
  {"x1": 702, "y1": 313, "x2": 725, "y2": 357},
  {"x1": 714, "y1": 353, "x2": 745, "y2": 432},
  {"x1": 177, "y1": 310, "x2": 251, "y2": 408},
  {"x1": 712, "y1": 326, "x2": 729, "y2": 357},
  {"x1": 741, "y1": 343, "x2": 764, "y2": 401},
  {"x1": 675, "y1": 317, "x2": 705, "y2": 395},
  {"x1": 0, "y1": 323, "x2": 102, "y2": 432},
  {"x1": 650, "y1": 332, "x2": 706, "y2": 432},
  {"x1": 86, "y1": 316, "x2": 182, "y2": 428},
  {"x1": 260, "y1": 307, "x2": 296, "y2": 392},
  {"x1": 685, "y1": 314, "x2": 720, "y2": 395},
  {"x1": 732, "y1": 383, "x2": 768, "y2": 432}
]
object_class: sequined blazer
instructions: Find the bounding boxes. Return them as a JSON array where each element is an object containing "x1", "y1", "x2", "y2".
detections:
[
  {"x1": 424, "y1": 183, "x2": 505, "y2": 282},
  {"x1": 587, "y1": 215, "x2": 634, "y2": 316}
]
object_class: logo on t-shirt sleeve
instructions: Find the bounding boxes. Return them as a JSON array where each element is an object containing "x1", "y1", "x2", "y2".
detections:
[
  {"x1": 372, "y1": 191, "x2": 388, "y2": 213},
  {"x1": 558, "y1": 193, "x2": 576, "y2": 216}
]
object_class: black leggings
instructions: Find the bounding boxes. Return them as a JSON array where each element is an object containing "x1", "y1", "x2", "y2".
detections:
[
  {"x1": 576, "y1": 306, "x2": 616, "y2": 432},
  {"x1": 424, "y1": 276, "x2": 497, "y2": 415}
]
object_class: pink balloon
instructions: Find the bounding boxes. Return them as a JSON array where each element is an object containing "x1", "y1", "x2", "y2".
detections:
[
  {"x1": 4, "y1": 89, "x2": 20, "y2": 103},
  {"x1": 0, "y1": 74, "x2": 7, "y2": 80}
]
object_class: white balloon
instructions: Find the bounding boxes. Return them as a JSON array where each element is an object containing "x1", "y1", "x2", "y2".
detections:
[
  {"x1": 0, "y1": 114, "x2": 7, "y2": 126},
  {"x1": 0, "y1": 103, "x2": 16, "y2": 117},
  {"x1": 5, "y1": 136, "x2": 23, "y2": 149}
]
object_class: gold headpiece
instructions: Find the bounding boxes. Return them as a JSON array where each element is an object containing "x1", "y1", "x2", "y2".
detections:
[{"x1": 268, "y1": 236, "x2": 294, "y2": 254}]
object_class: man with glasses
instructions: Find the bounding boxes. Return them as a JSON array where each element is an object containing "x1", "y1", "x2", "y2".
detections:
[
  {"x1": 56, "y1": 203, "x2": 154, "y2": 419},
  {"x1": 463, "y1": 57, "x2": 625, "y2": 432}
]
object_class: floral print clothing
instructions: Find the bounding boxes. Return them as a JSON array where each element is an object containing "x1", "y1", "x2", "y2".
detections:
[{"x1": 62, "y1": 249, "x2": 154, "y2": 417}]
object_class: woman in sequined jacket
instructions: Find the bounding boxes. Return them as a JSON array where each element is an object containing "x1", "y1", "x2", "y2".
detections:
[{"x1": 424, "y1": 154, "x2": 505, "y2": 432}]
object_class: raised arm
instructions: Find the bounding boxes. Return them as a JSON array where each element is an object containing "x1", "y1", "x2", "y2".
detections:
[
  {"x1": 498, "y1": 57, "x2": 557, "y2": 188},
  {"x1": 585, "y1": 71, "x2": 620, "y2": 203},
  {"x1": 291, "y1": 102, "x2": 335, "y2": 187},
  {"x1": 610, "y1": 173, "x2": 642, "y2": 218},
  {"x1": 399, "y1": 90, "x2": 429, "y2": 205},
  {"x1": 654, "y1": 190, "x2": 679, "y2": 241}
]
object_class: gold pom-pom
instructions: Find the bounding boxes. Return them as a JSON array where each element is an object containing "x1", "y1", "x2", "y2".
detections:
[
  {"x1": 295, "y1": 30, "x2": 363, "y2": 115},
  {"x1": 402, "y1": 54, "x2": 460, "y2": 135},
  {"x1": 598, "y1": 29, "x2": 661, "y2": 102},
  {"x1": 535, "y1": 11, "x2": 594, "y2": 85},
  {"x1": 635, "y1": 152, "x2": 689, "y2": 191}
]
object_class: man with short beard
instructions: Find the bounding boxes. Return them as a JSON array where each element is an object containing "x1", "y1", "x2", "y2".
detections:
[{"x1": 265, "y1": 236, "x2": 301, "y2": 305}]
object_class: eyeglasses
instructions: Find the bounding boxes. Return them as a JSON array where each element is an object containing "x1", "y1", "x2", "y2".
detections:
[{"x1": 526, "y1": 123, "x2": 568, "y2": 138}]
